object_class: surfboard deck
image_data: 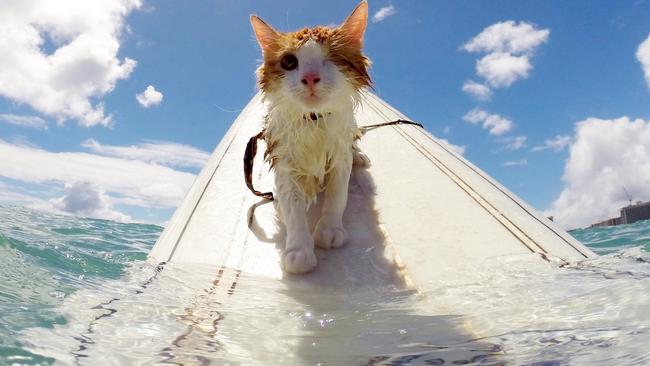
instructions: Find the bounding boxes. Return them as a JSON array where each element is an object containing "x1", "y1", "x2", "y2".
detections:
[
  {"x1": 149, "y1": 91, "x2": 594, "y2": 275},
  {"x1": 142, "y1": 91, "x2": 595, "y2": 364}
]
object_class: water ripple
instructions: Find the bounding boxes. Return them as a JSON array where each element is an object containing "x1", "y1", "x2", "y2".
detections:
[{"x1": 2, "y1": 205, "x2": 650, "y2": 365}]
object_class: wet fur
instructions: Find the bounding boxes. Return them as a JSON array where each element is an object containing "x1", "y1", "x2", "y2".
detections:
[{"x1": 251, "y1": 2, "x2": 371, "y2": 274}]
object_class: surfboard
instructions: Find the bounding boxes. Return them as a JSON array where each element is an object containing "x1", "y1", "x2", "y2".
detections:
[
  {"x1": 149, "y1": 91, "x2": 594, "y2": 272},
  {"x1": 22, "y1": 92, "x2": 598, "y2": 365},
  {"x1": 141, "y1": 90, "x2": 596, "y2": 364}
]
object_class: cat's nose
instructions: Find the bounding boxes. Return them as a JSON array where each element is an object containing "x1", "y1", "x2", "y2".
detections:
[{"x1": 301, "y1": 73, "x2": 321, "y2": 87}]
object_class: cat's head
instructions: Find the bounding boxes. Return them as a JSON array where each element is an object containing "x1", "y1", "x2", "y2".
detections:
[{"x1": 251, "y1": 1, "x2": 371, "y2": 112}]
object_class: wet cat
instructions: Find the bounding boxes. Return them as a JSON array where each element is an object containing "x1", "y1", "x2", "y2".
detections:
[{"x1": 250, "y1": 1, "x2": 371, "y2": 273}]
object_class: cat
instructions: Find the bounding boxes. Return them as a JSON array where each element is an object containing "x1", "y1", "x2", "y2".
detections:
[{"x1": 250, "y1": 1, "x2": 371, "y2": 274}]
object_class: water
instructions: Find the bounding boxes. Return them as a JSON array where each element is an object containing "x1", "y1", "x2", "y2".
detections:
[
  {"x1": 1, "y1": 204, "x2": 650, "y2": 365},
  {"x1": 0, "y1": 205, "x2": 160, "y2": 365}
]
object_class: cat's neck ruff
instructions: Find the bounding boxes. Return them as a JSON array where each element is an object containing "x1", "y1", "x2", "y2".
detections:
[
  {"x1": 264, "y1": 91, "x2": 358, "y2": 120},
  {"x1": 263, "y1": 95, "x2": 358, "y2": 141},
  {"x1": 263, "y1": 94, "x2": 359, "y2": 200}
]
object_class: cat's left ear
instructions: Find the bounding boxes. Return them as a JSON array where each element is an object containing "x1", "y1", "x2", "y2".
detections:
[{"x1": 339, "y1": 1, "x2": 368, "y2": 47}]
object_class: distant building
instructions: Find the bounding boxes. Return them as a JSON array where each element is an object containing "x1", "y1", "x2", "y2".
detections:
[
  {"x1": 590, "y1": 217, "x2": 622, "y2": 228},
  {"x1": 590, "y1": 201, "x2": 650, "y2": 228}
]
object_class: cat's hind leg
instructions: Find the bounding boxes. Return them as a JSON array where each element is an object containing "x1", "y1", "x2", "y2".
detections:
[{"x1": 352, "y1": 144, "x2": 371, "y2": 167}]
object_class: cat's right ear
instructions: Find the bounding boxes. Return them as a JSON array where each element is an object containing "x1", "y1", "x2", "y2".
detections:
[{"x1": 250, "y1": 15, "x2": 279, "y2": 55}]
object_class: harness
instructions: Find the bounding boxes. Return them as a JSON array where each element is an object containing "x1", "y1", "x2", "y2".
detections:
[{"x1": 244, "y1": 119, "x2": 423, "y2": 201}]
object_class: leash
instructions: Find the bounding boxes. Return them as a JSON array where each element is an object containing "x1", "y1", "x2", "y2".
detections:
[{"x1": 243, "y1": 119, "x2": 423, "y2": 201}]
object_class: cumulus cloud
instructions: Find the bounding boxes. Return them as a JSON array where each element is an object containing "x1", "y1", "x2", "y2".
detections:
[
  {"x1": 0, "y1": 139, "x2": 196, "y2": 210},
  {"x1": 0, "y1": 114, "x2": 48, "y2": 129},
  {"x1": 476, "y1": 53, "x2": 531, "y2": 88},
  {"x1": 0, "y1": 0, "x2": 141, "y2": 127},
  {"x1": 49, "y1": 182, "x2": 131, "y2": 222},
  {"x1": 462, "y1": 108, "x2": 513, "y2": 136},
  {"x1": 503, "y1": 159, "x2": 527, "y2": 167},
  {"x1": 463, "y1": 21, "x2": 550, "y2": 55},
  {"x1": 637, "y1": 34, "x2": 650, "y2": 89},
  {"x1": 371, "y1": 5, "x2": 396, "y2": 23},
  {"x1": 462, "y1": 21, "x2": 549, "y2": 89},
  {"x1": 136, "y1": 85, "x2": 163, "y2": 108},
  {"x1": 499, "y1": 135, "x2": 527, "y2": 150},
  {"x1": 462, "y1": 80, "x2": 492, "y2": 101},
  {"x1": 438, "y1": 138, "x2": 466, "y2": 155},
  {"x1": 82, "y1": 139, "x2": 209, "y2": 169},
  {"x1": 547, "y1": 117, "x2": 650, "y2": 229},
  {"x1": 531, "y1": 135, "x2": 572, "y2": 152}
]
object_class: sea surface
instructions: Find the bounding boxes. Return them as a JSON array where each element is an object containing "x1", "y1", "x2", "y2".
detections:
[{"x1": 1, "y1": 204, "x2": 650, "y2": 365}]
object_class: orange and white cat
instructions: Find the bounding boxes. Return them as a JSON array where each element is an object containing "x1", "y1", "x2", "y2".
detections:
[{"x1": 250, "y1": 2, "x2": 371, "y2": 274}]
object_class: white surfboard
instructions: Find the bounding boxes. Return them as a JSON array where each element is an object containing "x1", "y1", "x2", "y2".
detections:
[
  {"x1": 145, "y1": 91, "x2": 596, "y2": 364},
  {"x1": 149, "y1": 91, "x2": 594, "y2": 274},
  {"x1": 23, "y1": 92, "x2": 597, "y2": 365}
]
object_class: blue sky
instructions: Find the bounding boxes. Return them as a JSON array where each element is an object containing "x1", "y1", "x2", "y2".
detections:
[{"x1": 1, "y1": 1, "x2": 650, "y2": 228}]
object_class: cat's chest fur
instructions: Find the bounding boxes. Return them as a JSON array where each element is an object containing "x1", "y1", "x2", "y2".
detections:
[{"x1": 264, "y1": 107, "x2": 357, "y2": 199}]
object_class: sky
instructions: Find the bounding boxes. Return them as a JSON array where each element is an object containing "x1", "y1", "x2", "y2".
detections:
[{"x1": 0, "y1": 0, "x2": 649, "y2": 229}]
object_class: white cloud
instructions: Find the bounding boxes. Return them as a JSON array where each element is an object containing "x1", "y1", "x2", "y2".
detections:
[
  {"x1": 476, "y1": 53, "x2": 531, "y2": 88},
  {"x1": 136, "y1": 85, "x2": 163, "y2": 108},
  {"x1": 462, "y1": 21, "x2": 549, "y2": 90},
  {"x1": 49, "y1": 181, "x2": 131, "y2": 222},
  {"x1": 0, "y1": 0, "x2": 141, "y2": 127},
  {"x1": 481, "y1": 115, "x2": 512, "y2": 136},
  {"x1": 463, "y1": 108, "x2": 513, "y2": 136},
  {"x1": 371, "y1": 5, "x2": 396, "y2": 23},
  {"x1": 637, "y1": 34, "x2": 650, "y2": 89},
  {"x1": 463, "y1": 21, "x2": 550, "y2": 55},
  {"x1": 0, "y1": 181, "x2": 43, "y2": 205},
  {"x1": 0, "y1": 139, "x2": 196, "y2": 210},
  {"x1": 438, "y1": 138, "x2": 466, "y2": 155},
  {"x1": 0, "y1": 114, "x2": 48, "y2": 129},
  {"x1": 531, "y1": 135, "x2": 571, "y2": 152},
  {"x1": 462, "y1": 80, "x2": 492, "y2": 100},
  {"x1": 503, "y1": 159, "x2": 528, "y2": 167},
  {"x1": 82, "y1": 139, "x2": 209, "y2": 169},
  {"x1": 499, "y1": 135, "x2": 527, "y2": 150},
  {"x1": 547, "y1": 117, "x2": 650, "y2": 229},
  {"x1": 463, "y1": 108, "x2": 489, "y2": 124}
]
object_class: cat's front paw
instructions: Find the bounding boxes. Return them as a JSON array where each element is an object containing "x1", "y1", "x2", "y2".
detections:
[
  {"x1": 281, "y1": 247, "x2": 317, "y2": 274},
  {"x1": 314, "y1": 222, "x2": 348, "y2": 249}
]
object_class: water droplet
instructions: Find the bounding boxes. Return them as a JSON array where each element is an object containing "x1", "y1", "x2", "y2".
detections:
[{"x1": 49, "y1": 290, "x2": 66, "y2": 299}]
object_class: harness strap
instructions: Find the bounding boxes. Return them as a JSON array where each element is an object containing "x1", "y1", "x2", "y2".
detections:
[
  {"x1": 359, "y1": 119, "x2": 423, "y2": 133},
  {"x1": 244, "y1": 130, "x2": 274, "y2": 201},
  {"x1": 243, "y1": 119, "x2": 423, "y2": 201}
]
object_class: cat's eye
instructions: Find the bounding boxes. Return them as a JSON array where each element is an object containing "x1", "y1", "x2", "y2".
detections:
[{"x1": 280, "y1": 54, "x2": 298, "y2": 71}]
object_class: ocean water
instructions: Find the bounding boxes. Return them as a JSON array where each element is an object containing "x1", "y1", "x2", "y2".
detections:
[{"x1": 1, "y1": 204, "x2": 650, "y2": 365}]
